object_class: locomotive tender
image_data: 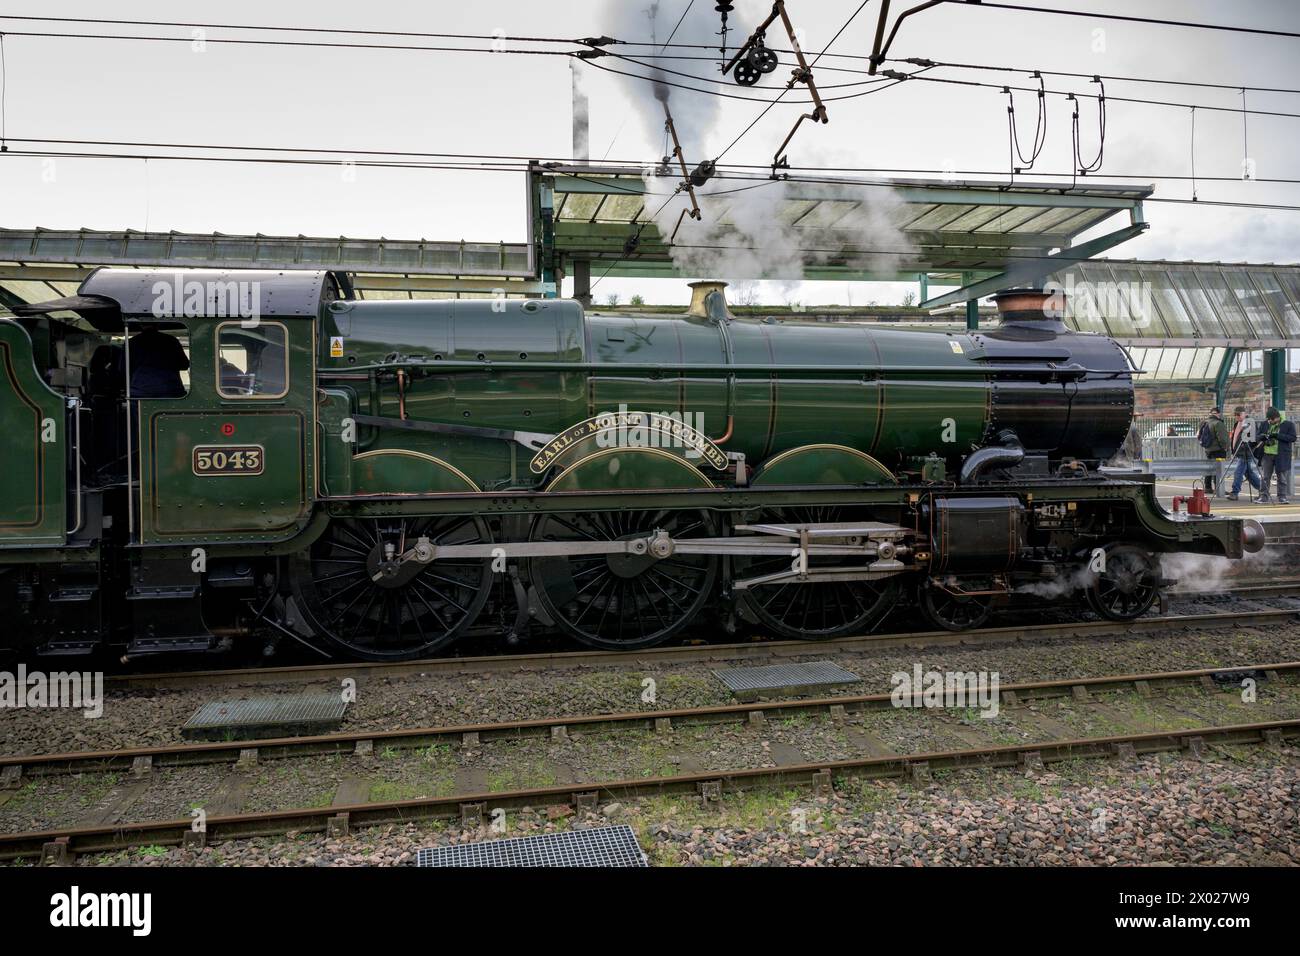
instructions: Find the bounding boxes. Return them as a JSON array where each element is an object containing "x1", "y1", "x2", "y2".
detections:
[{"x1": 0, "y1": 269, "x2": 1263, "y2": 660}]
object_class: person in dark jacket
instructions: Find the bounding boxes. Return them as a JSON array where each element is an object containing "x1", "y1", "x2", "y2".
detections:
[
  {"x1": 1225, "y1": 406, "x2": 1262, "y2": 500},
  {"x1": 1199, "y1": 406, "x2": 1230, "y2": 494},
  {"x1": 1258, "y1": 407, "x2": 1294, "y2": 504},
  {"x1": 128, "y1": 325, "x2": 189, "y2": 398}
]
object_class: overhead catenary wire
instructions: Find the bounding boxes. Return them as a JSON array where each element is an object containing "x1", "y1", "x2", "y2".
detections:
[
  {"x1": 6, "y1": 137, "x2": 1300, "y2": 186},
  {"x1": 8, "y1": 147, "x2": 1300, "y2": 212},
  {"x1": 5, "y1": 22, "x2": 1300, "y2": 118},
  {"x1": 9, "y1": 11, "x2": 1300, "y2": 92},
  {"x1": 881, "y1": 70, "x2": 1300, "y2": 120},
  {"x1": 946, "y1": 2, "x2": 1300, "y2": 40},
  {"x1": 886, "y1": 56, "x2": 1300, "y2": 97},
  {"x1": 870, "y1": 0, "x2": 1300, "y2": 72}
]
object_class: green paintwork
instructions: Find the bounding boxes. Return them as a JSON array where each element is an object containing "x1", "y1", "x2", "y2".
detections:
[
  {"x1": 546, "y1": 447, "x2": 714, "y2": 492},
  {"x1": 0, "y1": 321, "x2": 66, "y2": 546},
  {"x1": 137, "y1": 318, "x2": 315, "y2": 545},
  {"x1": 351, "y1": 450, "x2": 479, "y2": 494},
  {"x1": 0, "y1": 285, "x2": 1247, "y2": 567},
  {"x1": 318, "y1": 301, "x2": 989, "y2": 496},
  {"x1": 752, "y1": 445, "x2": 897, "y2": 486}
]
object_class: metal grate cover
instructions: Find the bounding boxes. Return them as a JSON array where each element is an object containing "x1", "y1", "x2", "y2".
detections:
[
  {"x1": 416, "y1": 826, "x2": 648, "y2": 868},
  {"x1": 713, "y1": 660, "x2": 861, "y2": 699},
  {"x1": 182, "y1": 692, "x2": 349, "y2": 740}
]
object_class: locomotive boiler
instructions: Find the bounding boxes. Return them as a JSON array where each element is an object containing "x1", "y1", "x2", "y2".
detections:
[{"x1": 0, "y1": 270, "x2": 1263, "y2": 661}]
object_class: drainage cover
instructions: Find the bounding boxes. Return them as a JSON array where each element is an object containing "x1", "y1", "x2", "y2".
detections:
[
  {"x1": 713, "y1": 660, "x2": 861, "y2": 699},
  {"x1": 416, "y1": 825, "x2": 647, "y2": 868},
  {"x1": 182, "y1": 693, "x2": 349, "y2": 741}
]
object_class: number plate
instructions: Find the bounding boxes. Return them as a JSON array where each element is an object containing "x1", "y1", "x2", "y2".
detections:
[{"x1": 192, "y1": 444, "x2": 265, "y2": 476}]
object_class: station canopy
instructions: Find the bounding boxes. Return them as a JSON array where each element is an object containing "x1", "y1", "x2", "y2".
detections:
[
  {"x1": 544, "y1": 165, "x2": 1151, "y2": 282},
  {"x1": 0, "y1": 226, "x2": 540, "y2": 315}
]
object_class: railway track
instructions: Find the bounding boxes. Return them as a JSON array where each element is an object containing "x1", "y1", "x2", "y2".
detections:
[
  {"x1": 3, "y1": 661, "x2": 1297, "y2": 862},
  {"x1": 102, "y1": 595, "x2": 1300, "y2": 691}
]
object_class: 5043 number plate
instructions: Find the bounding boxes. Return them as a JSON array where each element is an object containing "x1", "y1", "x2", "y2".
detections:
[{"x1": 193, "y1": 444, "x2": 264, "y2": 476}]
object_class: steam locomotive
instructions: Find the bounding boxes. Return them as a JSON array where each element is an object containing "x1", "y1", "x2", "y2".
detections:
[{"x1": 0, "y1": 269, "x2": 1263, "y2": 660}]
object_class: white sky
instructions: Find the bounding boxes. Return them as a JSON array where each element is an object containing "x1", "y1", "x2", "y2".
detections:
[{"x1": 2, "y1": 0, "x2": 1299, "y2": 306}]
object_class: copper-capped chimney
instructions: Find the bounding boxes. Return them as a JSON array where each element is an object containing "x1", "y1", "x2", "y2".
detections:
[
  {"x1": 686, "y1": 280, "x2": 734, "y2": 322},
  {"x1": 991, "y1": 287, "x2": 1067, "y2": 331}
]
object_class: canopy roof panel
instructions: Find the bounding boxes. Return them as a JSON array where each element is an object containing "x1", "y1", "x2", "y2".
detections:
[
  {"x1": 1051, "y1": 259, "x2": 1300, "y2": 347},
  {"x1": 545, "y1": 165, "x2": 1152, "y2": 281}
]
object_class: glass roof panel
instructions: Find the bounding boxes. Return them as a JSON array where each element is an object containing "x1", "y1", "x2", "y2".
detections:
[
  {"x1": 1198, "y1": 269, "x2": 1255, "y2": 337},
  {"x1": 1145, "y1": 269, "x2": 1198, "y2": 337},
  {"x1": 1222, "y1": 270, "x2": 1280, "y2": 338},
  {"x1": 1166, "y1": 268, "x2": 1226, "y2": 338},
  {"x1": 903, "y1": 204, "x2": 979, "y2": 230},
  {"x1": 558, "y1": 193, "x2": 603, "y2": 221},
  {"x1": 970, "y1": 205, "x2": 1053, "y2": 233},
  {"x1": 1109, "y1": 264, "x2": 1168, "y2": 337},
  {"x1": 937, "y1": 206, "x2": 1009, "y2": 232},
  {"x1": 1009, "y1": 205, "x2": 1087, "y2": 235},
  {"x1": 0, "y1": 280, "x2": 60, "y2": 303},
  {"x1": 1265, "y1": 271, "x2": 1300, "y2": 337},
  {"x1": 1170, "y1": 348, "x2": 1198, "y2": 379},
  {"x1": 1060, "y1": 264, "x2": 1113, "y2": 335},
  {"x1": 1250, "y1": 271, "x2": 1300, "y2": 337},
  {"x1": 601, "y1": 194, "x2": 645, "y2": 223}
]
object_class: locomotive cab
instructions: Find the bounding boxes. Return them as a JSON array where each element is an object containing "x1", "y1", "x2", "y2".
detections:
[{"x1": 3, "y1": 269, "x2": 329, "y2": 655}]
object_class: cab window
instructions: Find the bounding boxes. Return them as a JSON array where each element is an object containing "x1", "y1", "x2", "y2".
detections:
[{"x1": 217, "y1": 322, "x2": 289, "y2": 399}]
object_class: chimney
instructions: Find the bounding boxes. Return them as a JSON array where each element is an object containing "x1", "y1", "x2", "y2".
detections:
[
  {"x1": 992, "y1": 288, "x2": 1067, "y2": 329},
  {"x1": 686, "y1": 280, "x2": 733, "y2": 322}
]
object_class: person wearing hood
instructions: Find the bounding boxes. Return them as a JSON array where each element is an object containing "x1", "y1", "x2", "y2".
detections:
[{"x1": 1258, "y1": 407, "x2": 1295, "y2": 505}]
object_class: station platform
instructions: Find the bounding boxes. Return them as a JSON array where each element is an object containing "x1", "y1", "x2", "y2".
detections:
[{"x1": 1154, "y1": 479, "x2": 1300, "y2": 524}]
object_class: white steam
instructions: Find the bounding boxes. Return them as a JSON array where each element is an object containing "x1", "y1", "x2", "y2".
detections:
[
  {"x1": 653, "y1": 178, "x2": 918, "y2": 282},
  {"x1": 598, "y1": 0, "x2": 919, "y2": 284},
  {"x1": 598, "y1": 0, "x2": 752, "y2": 144},
  {"x1": 1014, "y1": 565, "x2": 1096, "y2": 600},
  {"x1": 1160, "y1": 547, "x2": 1283, "y2": 594}
]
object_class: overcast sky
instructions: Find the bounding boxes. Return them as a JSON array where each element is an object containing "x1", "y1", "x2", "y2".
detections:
[{"x1": 2, "y1": 0, "x2": 1299, "y2": 305}]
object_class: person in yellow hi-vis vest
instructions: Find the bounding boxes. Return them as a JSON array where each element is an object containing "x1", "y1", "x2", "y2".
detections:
[{"x1": 1258, "y1": 407, "x2": 1295, "y2": 505}]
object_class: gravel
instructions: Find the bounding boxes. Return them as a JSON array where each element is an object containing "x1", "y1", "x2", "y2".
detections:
[
  {"x1": 5, "y1": 679, "x2": 1297, "y2": 838},
  {"x1": 43, "y1": 749, "x2": 1298, "y2": 867},
  {"x1": 3, "y1": 621, "x2": 1299, "y2": 758}
]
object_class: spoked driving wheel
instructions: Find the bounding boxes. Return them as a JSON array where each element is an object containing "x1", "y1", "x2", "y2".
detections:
[
  {"x1": 528, "y1": 509, "x2": 719, "y2": 650},
  {"x1": 292, "y1": 515, "x2": 492, "y2": 660},
  {"x1": 733, "y1": 507, "x2": 900, "y2": 640},
  {"x1": 919, "y1": 577, "x2": 993, "y2": 631},
  {"x1": 1085, "y1": 544, "x2": 1159, "y2": 620}
]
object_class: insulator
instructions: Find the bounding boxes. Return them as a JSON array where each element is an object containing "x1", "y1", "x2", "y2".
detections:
[{"x1": 688, "y1": 161, "x2": 716, "y2": 186}]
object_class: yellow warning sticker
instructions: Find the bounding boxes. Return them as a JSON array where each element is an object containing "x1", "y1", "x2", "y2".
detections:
[
  {"x1": 949, "y1": 340, "x2": 963, "y2": 354},
  {"x1": 330, "y1": 336, "x2": 344, "y2": 358}
]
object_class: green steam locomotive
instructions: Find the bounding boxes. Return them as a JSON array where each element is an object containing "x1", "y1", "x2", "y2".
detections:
[{"x1": 0, "y1": 269, "x2": 1262, "y2": 660}]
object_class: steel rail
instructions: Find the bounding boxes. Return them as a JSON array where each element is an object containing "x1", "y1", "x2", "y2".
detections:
[
  {"x1": 101, "y1": 602, "x2": 1300, "y2": 690},
  {"x1": 6, "y1": 661, "x2": 1297, "y2": 776},
  {"x1": 4, "y1": 715, "x2": 1296, "y2": 862}
]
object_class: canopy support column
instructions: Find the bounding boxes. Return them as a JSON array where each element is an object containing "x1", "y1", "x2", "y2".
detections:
[{"x1": 1213, "y1": 348, "x2": 1238, "y2": 410}]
